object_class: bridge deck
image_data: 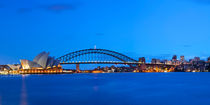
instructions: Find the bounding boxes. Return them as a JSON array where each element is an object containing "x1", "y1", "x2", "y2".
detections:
[{"x1": 60, "y1": 62, "x2": 175, "y2": 66}]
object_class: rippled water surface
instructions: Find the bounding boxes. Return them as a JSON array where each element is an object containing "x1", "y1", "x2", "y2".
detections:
[{"x1": 1, "y1": 73, "x2": 210, "y2": 105}]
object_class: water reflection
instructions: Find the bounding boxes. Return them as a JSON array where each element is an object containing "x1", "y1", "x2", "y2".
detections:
[
  {"x1": 1, "y1": 73, "x2": 210, "y2": 105},
  {"x1": 93, "y1": 74, "x2": 99, "y2": 92},
  {"x1": 0, "y1": 96, "x2": 2, "y2": 105},
  {"x1": 20, "y1": 75, "x2": 27, "y2": 105}
]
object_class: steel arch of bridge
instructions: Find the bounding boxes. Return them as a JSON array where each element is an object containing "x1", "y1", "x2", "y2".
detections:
[{"x1": 57, "y1": 49, "x2": 139, "y2": 65}]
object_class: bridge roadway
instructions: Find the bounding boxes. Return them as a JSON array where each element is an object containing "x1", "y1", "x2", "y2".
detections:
[{"x1": 60, "y1": 61, "x2": 175, "y2": 66}]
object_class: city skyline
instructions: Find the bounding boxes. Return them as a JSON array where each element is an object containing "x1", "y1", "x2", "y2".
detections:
[
  {"x1": 1, "y1": 0, "x2": 210, "y2": 64},
  {"x1": 2, "y1": 0, "x2": 210, "y2": 105},
  {"x1": 1, "y1": 47, "x2": 210, "y2": 65},
  {"x1": 2, "y1": 48, "x2": 210, "y2": 74}
]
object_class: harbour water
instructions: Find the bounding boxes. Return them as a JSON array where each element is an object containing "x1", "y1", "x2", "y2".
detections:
[{"x1": 1, "y1": 73, "x2": 210, "y2": 105}]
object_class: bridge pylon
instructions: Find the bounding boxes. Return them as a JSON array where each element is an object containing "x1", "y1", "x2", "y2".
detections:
[{"x1": 76, "y1": 64, "x2": 80, "y2": 73}]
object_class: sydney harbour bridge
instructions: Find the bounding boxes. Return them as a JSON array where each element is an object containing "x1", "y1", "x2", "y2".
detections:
[{"x1": 57, "y1": 48, "x2": 174, "y2": 72}]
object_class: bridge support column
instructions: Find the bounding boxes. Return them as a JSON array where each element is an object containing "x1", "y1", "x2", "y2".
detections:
[
  {"x1": 138, "y1": 64, "x2": 141, "y2": 71},
  {"x1": 139, "y1": 64, "x2": 146, "y2": 72},
  {"x1": 76, "y1": 64, "x2": 80, "y2": 73}
]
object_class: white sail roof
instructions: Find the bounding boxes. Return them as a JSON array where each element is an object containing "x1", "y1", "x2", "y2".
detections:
[
  {"x1": 7, "y1": 64, "x2": 21, "y2": 70},
  {"x1": 33, "y1": 52, "x2": 46, "y2": 63},
  {"x1": 20, "y1": 52, "x2": 60, "y2": 69},
  {"x1": 20, "y1": 59, "x2": 42, "y2": 69},
  {"x1": 36, "y1": 52, "x2": 49, "y2": 68}
]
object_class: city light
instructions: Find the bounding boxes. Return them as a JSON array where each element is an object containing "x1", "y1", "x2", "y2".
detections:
[{"x1": 1, "y1": 50, "x2": 210, "y2": 74}]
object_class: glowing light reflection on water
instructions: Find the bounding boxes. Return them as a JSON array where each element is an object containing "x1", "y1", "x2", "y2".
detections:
[{"x1": 0, "y1": 73, "x2": 210, "y2": 105}]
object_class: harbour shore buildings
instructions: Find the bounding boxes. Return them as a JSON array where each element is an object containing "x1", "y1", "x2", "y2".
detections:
[{"x1": 0, "y1": 52, "x2": 62, "y2": 74}]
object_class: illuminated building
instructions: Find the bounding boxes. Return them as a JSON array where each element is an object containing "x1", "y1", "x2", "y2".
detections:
[
  {"x1": 20, "y1": 60, "x2": 42, "y2": 69},
  {"x1": 162, "y1": 60, "x2": 172, "y2": 65},
  {"x1": 151, "y1": 59, "x2": 161, "y2": 64},
  {"x1": 20, "y1": 52, "x2": 60, "y2": 70},
  {"x1": 180, "y1": 56, "x2": 185, "y2": 62},
  {"x1": 172, "y1": 55, "x2": 177, "y2": 61},
  {"x1": 208, "y1": 57, "x2": 210, "y2": 62},
  {"x1": 92, "y1": 70, "x2": 103, "y2": 73},
  {"x1": 194, "y1": 57, "x2": 200, "y2": 62},
  {"x1": 7, "y1": 64, "x2": 21, "y2": 70},
  {"x1": 139, "y1": 57, "x2": 146, "y2": 64}
]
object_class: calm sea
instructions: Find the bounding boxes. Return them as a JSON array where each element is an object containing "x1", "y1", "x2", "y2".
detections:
[{"x1": 0, "y1": 73, "x2": 210, "y2": 105}]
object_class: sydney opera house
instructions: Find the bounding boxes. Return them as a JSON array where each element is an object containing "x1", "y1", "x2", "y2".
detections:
[
  {"x1": 0, "y1": 52, "x2": 62, "y2": 74},
  {"x1": 20, "y1": 52, "x2": 60, "y2": 70},
  {"x1": 0, "y1": 52, "x2": 63, "y2": 74}
]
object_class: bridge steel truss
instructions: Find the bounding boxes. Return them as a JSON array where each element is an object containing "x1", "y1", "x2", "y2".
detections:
[{"x1": 57, "y1": 49, "x2": 139, "y2": 66}]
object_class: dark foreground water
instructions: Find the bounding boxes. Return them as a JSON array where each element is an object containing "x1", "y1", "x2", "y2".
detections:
[{"x1": 1, "y1": 73, "x2": 210, "y2": 105}]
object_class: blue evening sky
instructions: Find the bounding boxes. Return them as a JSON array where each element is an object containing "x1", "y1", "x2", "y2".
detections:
[{"x1": 0, "y1": 0, "x2": 210, "y2": 64}]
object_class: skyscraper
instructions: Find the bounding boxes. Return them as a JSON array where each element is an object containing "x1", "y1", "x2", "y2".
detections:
[
  {"x1": 207, "y1": 57, "x2": 210, "y2": 62},
  {"x1": 194, "y1": 57, "x2": 200, "y2": 61},
  {"x1": 139, "y1": 57, "x2": 146, "y2": 64},
  {"x1": 172, "y1": 55, "x2": 177, "y2": 61},
  {"x1": 180, "y1": 56, "x2": 185, "y2": 62}
]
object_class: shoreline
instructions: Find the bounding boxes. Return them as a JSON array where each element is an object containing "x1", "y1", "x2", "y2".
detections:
[{"x1": 0, "y1": 71, "x2": 205, "y2": 75}]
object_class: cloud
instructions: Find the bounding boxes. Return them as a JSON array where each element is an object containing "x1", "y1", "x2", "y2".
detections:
[
  {"x1": 17, "y1": 8, "x2": 32, "y2": 14},
  {"x1": 41, "y1": 3, "x2": 79, "y2": 12}
]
